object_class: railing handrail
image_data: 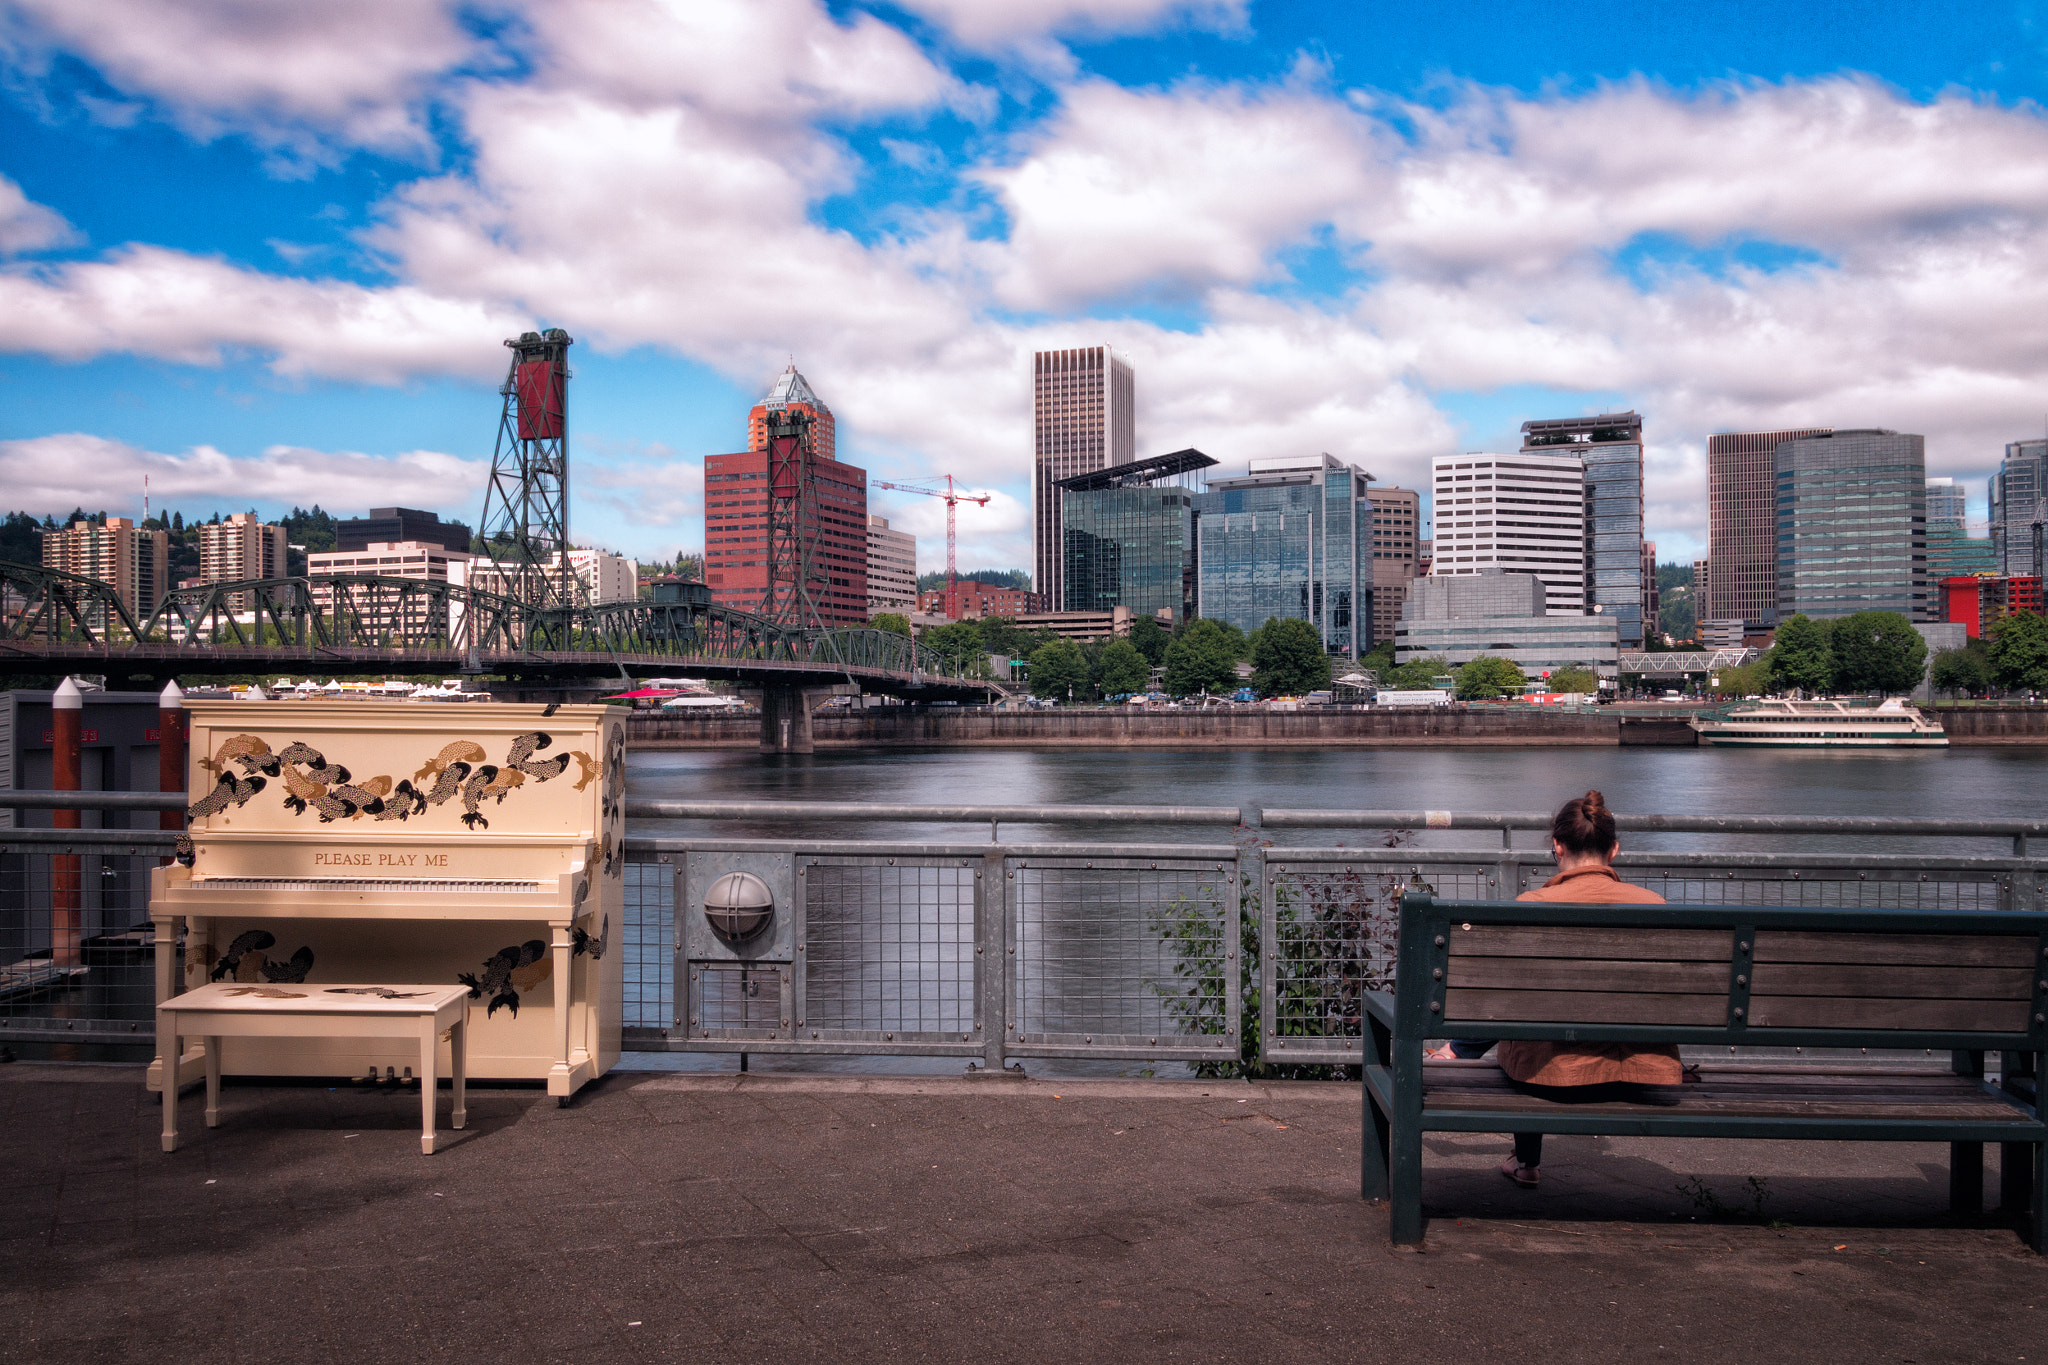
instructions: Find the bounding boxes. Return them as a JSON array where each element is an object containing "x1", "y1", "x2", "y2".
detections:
[{"x1": 7, "y1": 790, "x2": 2043, "y2": 840}]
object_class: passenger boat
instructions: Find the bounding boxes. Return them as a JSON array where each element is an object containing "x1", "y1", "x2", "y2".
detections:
[{"x1": 1689, "y1": 697, "x2": 1948, "y2": 748}]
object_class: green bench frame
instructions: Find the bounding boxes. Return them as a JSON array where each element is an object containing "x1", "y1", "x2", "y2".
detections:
[{"x1": 1362, "y1": 893, "x2": 2048, "y2": 1247}]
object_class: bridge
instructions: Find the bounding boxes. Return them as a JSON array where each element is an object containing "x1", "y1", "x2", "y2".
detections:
[
  {"x1": 1615, "y1": 646, "x2": 1760, "y2": 677},
  {"x1": 0, "y1": 559, "x2": 989, "y2": 749}
]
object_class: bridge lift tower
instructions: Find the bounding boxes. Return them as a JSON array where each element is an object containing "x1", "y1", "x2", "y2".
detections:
[{"x1": 475, "y1": 328, "x2": 589, "y2": 654}]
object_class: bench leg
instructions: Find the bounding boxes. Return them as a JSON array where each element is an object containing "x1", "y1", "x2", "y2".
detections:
[
  {"x1": 2034, "y1": 1143, "x2": 2048, "y2": 1255},
  {"x1": 1389, "y1": 1120, "x2": 1424, "y2": 1245},
  {"x1": 419, "y1": 1016, "x2": 439, "y2": 1156},
  {"x1": 2003, "y1": 1141, "x2": 2034, "y2": 1214},
  {"x1": 1951, "y1": 1141, "x2": 1984, "y2": 1214},
  {"x1": 1361, "y1": 1079, "x2": 1389, "y2": 1200},
  {"x1": 158, "y1": 1011, "x2": 179, "y2": 1153}
]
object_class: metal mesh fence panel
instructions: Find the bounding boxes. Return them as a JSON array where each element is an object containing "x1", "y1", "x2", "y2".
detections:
[
  {"x1": 1636, "y1": 870, "x2": 2006, "y2": 912},
  {"x1": 689, "y1": 963, "x2": 788, "y2": 1033},
  {"x1": 1012, "y1": 860, "x2": 1232, "y2": 1049},
  {"x1": 0, "y1": 849, "x2": 162, "y2": 1044},
  {"x1": 802, "y1": 859, "x2": 975, "y2": 1037},
  {"x1": 621, "y1": 854, "x2": 673, "y2": 1029}
]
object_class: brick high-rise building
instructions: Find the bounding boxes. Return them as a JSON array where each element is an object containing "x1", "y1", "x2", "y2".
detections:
[
  {"x1": 1365, "y1": 486, "x2": 1421, "y2": 648},
  {"x1": 41, "y1": 516, "x2": 168, "y2": 624},
  {"x1": 1033, "y1": 345, "x2": 1135, "y2": 611},
  {"x1": 704, "y1": 363, "x2": 868, "y2": 626},
  {"x1": 1706, "y1": 428, "x2": 1831, "y2": 629}
]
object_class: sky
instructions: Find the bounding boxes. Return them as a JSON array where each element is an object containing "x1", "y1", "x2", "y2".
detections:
[{"x1": 3, "y1": 0, "x2": 2047, "y2": 575}]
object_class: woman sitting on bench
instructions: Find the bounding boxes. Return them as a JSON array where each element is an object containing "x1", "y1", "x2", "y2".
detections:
[{"x1": 1496, "y1": 789, "x2": 1681, "y2": 1189}]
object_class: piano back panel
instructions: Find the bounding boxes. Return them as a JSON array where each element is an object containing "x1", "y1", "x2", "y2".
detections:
[{"x1": 162, "y1": 701, "x2": 626, "y2": 1083}]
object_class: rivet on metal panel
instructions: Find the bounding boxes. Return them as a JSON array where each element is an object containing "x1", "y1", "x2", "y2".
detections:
[
  {"x1": 888, "y1": 858, "x2": 895, "y2": 865},
  {"x1": 975, "y1": 871, "x2": 983, "y2": 879},
  {"x1": 798, "y1": 943, "x2": 805, "y2": 952},
  {"x1": 812, "y1": 1031, "x2": 819, "y2": 1038},
  {"x1": 799, "y1": 868, "x2": 806, "y2": 877},
  {"x1": 1733, "y1": 1007, "x2": 1746, "y2": 1018},
  {"x1": 1008, "y1": 946, "x2": 1015, "y2": 954},
  {"x1": 1085, "y1": 1036, "x2": 1092, "y2": 1043},
  {"x1": 1433, "y1": 935, "x2": 1446, "y2": 948},
  {"x1": 1738, "y1": 941, "x2": 1750, "y2": 953},
  {"x1": 781, "y1": 1018, "x2": 789, "y2": 1026},
  {"x1": 1008, "y1": 871, "x2": 1015, "y2": 879},
  {"x1": 1150, "y1": 1038, "x2": 1157, "y2": 1045},
  {"x1": 1428, "y1": 1001, "x2": 1440, "y2": 1013},
  {"x1": 659, "y1": 854, "x2": 671, "y2": 864},
  {"x1": 1227, "y1": 951, "x2": 1236, "y2": 960},
  {"x1": 976, "y1": 946, "x2": 983, "y2": 955},
  {"x1": 798, "y1": 1018, "x2": 804, "y2": 1026},
  {"x1": 2037, "y1": 1015, "x2": 2045, "y2": 1024},
  {"x1": 1736, "y1": 975, "x2": 1748, "y2": 986},
  {"x1": 690, "y1": 1017, "x2": 699, "y2": 1025},
  {"x1": 1432, "y1": 968, "x2": 1443, "y2": 981},
  {"x1": 885, "y1": 1033, "x2": 894, "y2": 1041}
]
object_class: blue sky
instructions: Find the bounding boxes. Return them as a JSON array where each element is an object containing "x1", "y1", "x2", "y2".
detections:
[{"x1": 3, "y1": 0, "x2": 2047, "y2": 571}]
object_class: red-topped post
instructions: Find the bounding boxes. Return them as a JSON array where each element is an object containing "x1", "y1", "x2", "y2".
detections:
[
  {"x1": 158, "y1": 680, "x2": 186, "y2": 835},
  {"x1": 51, "y1": 677, "x2": 82, "y2": 968}
]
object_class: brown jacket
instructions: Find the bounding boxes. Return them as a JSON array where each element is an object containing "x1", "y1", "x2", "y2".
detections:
[{"x1": 1493, "y1": 867, "x2": 1684, "y2": 1087}]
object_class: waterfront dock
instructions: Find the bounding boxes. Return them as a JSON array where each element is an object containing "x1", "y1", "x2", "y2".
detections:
[{"x1": 7, "y1": 1062, "x2": 2041, "y2": 1363}]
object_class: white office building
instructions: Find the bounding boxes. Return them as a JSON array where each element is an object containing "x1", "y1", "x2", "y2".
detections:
[
  {"x1": 1395, "y1": 570, "x2": 1619, "y2": 673},
  {"x1": 1430, "y1": 452, "x2": 1586, "y2": 614},
  {"x1": 866, "y1": 514, "x2": 917, "y2": 613}
]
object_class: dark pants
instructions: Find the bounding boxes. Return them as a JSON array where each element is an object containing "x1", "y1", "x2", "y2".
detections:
[
  {"x1": 1447, "y1": 1038, "x2": 1496, "y2": 1059},
  {"x1": 1509, "y1": 1079, "x2": 1681, "y2": 1169}
]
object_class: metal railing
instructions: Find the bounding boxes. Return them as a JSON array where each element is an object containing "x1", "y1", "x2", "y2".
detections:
[{"x1": 3, "y1": 793, "x2": 2046, "y2": 1068}]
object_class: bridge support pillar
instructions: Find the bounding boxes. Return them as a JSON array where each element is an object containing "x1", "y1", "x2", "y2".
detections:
[{"x1": 759, "y1": 686, "x2": 817, "y2": 755}]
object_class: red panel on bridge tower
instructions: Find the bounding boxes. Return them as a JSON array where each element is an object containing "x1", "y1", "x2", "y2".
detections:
[{"x1": 516, "y1": 359, "x2": 565, "y2": 439}]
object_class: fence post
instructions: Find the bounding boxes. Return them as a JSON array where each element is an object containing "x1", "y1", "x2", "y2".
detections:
[
  {"x1": 1495, "y1": 825, "x2": 1521, "y2": 898},
  {"x1": 980, "y1": 847, "x2": 1007, "y2": 1072},
  {"x1": 1244, "y1": 803, "x2": 1268, "y2": 1065},
  {"x1": 2012, "y1": 834, "x2": 2037, "y2": 914},
  {"x1": 51, "y1": 677, "x2": 82, "y2": 968}
]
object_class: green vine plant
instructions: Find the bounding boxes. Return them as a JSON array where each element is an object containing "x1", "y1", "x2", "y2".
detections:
[{"x1": 1148, "y1": 825, "x2": 1415, "y2": 1080}]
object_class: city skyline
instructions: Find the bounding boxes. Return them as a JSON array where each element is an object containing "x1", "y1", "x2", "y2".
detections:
[{"x1": 2, "y1": 2, "x2": 2047, "y2": 575}]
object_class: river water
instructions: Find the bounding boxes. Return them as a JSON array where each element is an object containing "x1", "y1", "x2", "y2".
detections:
[{"x1": 621, "y1": 744, "x2": 2048, "y2": 1077}]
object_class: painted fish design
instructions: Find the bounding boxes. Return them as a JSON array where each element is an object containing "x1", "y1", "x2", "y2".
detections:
[
  {"x1": 570, "y1": 913, "x2": 608, "y2": 961},
  {"x1": 372, "y1": 779, "x2": 427, "y2": 821},
  {"x1": 414, "y1": 740, "x2": 486, "y2": 787},
  {"x1": 324, "y1": 987, "x2": 428, "y2": 1000},
  {"x1": 175, "y1": 771, "x2": 266, "y2": 865},
  {"x1": 221, "y1": 986, "x2": 305, "y2": 999},
  {"x1": 211, "y1": 929, "x2": 276, "y2": 981},
  {"x1": 459, "y1": 765, "x2": 500, "y2": 829},
  {"x1": 259, "y1": 945, "x2": 315, "y2": 983},
  {"x1": 457, "y1": 939, "x2": 548, "y2": 1017},
  {"x1": 200, "y1": 734, "x2": 280, "y2": 779},
  {"x1": 507, "y1": 731, "x2": 571, "y2": 783}
]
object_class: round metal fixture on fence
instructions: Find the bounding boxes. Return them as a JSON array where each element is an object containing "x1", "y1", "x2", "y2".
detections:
[{"x1": 704, "y1": 871, "x2": 774, "y2": 941}]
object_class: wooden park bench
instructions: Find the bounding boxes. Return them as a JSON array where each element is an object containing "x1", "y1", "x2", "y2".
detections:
[{"x1": 1362, "y1": 893, "x2": 2048, "y2": 1248}]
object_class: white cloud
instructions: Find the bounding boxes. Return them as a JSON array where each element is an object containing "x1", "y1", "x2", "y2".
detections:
[
  {"x1": 0, "y1": 434, "x2": 485, "y2": 518},
  {"x1": 0, "y1": 0, "x2": 483, "y2": 168},
  {"x1": 0, "y1": 245, "x2": 523, "y2": 381},
  {"x1": 894, "y1": 0, "x2": 1247, "y2": 49},
  {"x1": 0, "y1": 173, "x2": 77, "y2": 253}
]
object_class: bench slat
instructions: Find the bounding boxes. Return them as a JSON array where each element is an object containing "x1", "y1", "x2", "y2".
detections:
[
  {"x1": 1750, "y1": 963, "x2": 2035, "y2": 1000},
  {"x1": 1449, "y1": 957, "x2": 1729, "y2": 993},
  {"x1": 1421, "y1": 1064, "x2": 2025, "y2": 1122},
  {"x1": 1754, "y1": 931, "x2": 2036, "y2": 968},
  {"x1": 1747, "y1": 995, "x2": 2033, "y2": 1031},
  {"x1": 1448, "y1": 925, "x2": 1730, "y2": 961},
  {"x1": 1443, "y1": 987, "x2": 1727, "y2": 1026}
]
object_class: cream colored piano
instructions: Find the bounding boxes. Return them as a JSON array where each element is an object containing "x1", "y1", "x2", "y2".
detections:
[{"x1": 149, "y1": 700, "x2": 625, "y2": 1101}]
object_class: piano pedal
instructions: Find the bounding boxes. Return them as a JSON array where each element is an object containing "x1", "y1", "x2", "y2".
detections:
[
  {"x1": 383, "y1": 1066, "x2": 397, "y2": 1085},
  {"x1": 402, "y1": 1066, "x2": 416, "y2": 1086}
]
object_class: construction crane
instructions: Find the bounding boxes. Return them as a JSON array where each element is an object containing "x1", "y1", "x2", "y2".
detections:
[{"x1": 873, "y1": 474, "x2": 992, "y2": 618}]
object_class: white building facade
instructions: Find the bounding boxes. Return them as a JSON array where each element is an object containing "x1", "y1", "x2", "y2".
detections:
[
  {"x1": 866, "y1": 514, "x2": 917, "y2": 613},
  {"x1": 1430, "y1": 452, "x2": 1586, "y2": 614}
]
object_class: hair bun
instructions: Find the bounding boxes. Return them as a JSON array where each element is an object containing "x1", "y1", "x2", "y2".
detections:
[{"x1": 1581, "y1": 789, "x2": 1605, "y2": 813}]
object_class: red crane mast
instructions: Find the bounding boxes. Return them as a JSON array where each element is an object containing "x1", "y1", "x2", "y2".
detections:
[{"x1": 873, "y1": 474, "x2": 992, "y2": 619}]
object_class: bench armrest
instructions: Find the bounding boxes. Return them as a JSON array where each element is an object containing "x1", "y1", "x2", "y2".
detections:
[{"x1": 1363, "y1": 991, "x2": 1395, "y2": 1030}]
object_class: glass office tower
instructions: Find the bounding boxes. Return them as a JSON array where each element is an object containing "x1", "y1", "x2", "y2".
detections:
[
  {"x1": 1775, "y1": 429, "x2": 1927, "y2": 619},
  {"x1": 1991, "y1": 439, "x2": 2047, "y2": 578},
  {"x1": 1521, "y1": 412, "x2": 1646, "y2": 648},
  {"x1": 1191, "y1": 454, "x2": 1373, "y2": 658},
  {"x1": 1059, "y1": 448, "x2": 1216, "y2": 621}
]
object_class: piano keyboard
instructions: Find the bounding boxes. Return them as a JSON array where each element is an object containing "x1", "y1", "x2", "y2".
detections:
[{"x1": 189, "y1": 876, "x2": 546, "y2": 894}]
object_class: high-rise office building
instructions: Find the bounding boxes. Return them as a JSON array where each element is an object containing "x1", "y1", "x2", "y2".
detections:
[
  {"x1": 334, "y1": 507, "x2": 470, "y2": 554},
  {"x1": 1990, "y1": 439, "x2": 2047, "y2": 578},
  {"x1": 1430, "y1": 452, "x2": 1586, "y2": 614},
  {"x1": 1706, "y1": 428, "x2": 1832, "y2": 629},
  {"x1": 1775, "y1": 429, "x2": 1927, "y2": 619},
  {"x1": 1521, "y1": 412, "x2": 1645, "y2": 646},
  {"x1": 1925, "y1": 477, "x2": 1967, "y2": 530},
  {"x1": 1640, "y1": 540, "x2": 1660, "y2": 638},
  {"x1": 1366, "y1": 486, "x2": 1421, "y2": 647},
  {"x1": 1192, "y1": 454, "x2": 1371, "y2": 656},
  {"x1": 1033, "y1": 346, "x2": 1135, "y2": 610},
  {"x1": 308, "y1": 539, "x2": 472, "y2": 636},
  {"x1": 1925, "y1": 523, "x2": 1997, "y2": 587},
  {"x1": 1059, "y1": 448, "x2": 1214, "y2": 622},
  {"x1": 41, "y1": 516, "x2": 169, "y2": 623},
  {"x1": 199, "y1": 512, "x2": 288, "y2": 610},
  {"x1": 704, "y1": 364, "x2": 869, "y2": 626},
  {"x1": 865, "y1": 515, "x2": 917, "y2": 614}
]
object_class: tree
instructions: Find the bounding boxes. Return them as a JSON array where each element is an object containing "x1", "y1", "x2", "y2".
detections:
[
  {"x1": 921, "y1": 620, "x2": 986, "y2": 670},
  {"x1": 1767, "y1": 613, "x2": 1835, "y2": 694},
  {"x1": 1163, "y1": 618, "x2": 1242, "y2": 697},
  {"x1": 1455, "y1": 655, "x2": 1526, "y2": 699},
  {"x1": 1248, "y1": 617, "x2": 1333, "y2": 697},
  {"x1": 1360, "y1": 640, "x2": 1397, "y2": 677},
  {"x1": 1987, "y1": 611, "x2": 2048, "y2": 695},
  {"x1": 1930, "y1": 646, "x2": 1990, "y2": 698},
  {"x1": 1715, "y1": 659, "x2": 1770, "y2": 697},
  {"x1": 1096, "y1": 637, "x2": 1149, "y2": 696},
  {"x1": 1384, "y1": 654, "x2": 1452, "y2": 690},
  {"x1": 1029, "y1": 637, "x2": 1089, "y2": 700},
  {"x1": 1827, "y1": 611, "x2": 1926, "y2": 695},
  {"x1": 1127, "y1": 614, "x2": 1171, "y2": 667},
  {"x1": 1546, "y1": 666, "x2": 1598, "y2": 694},
  {"x1": 870, "y1": 612, "x2": 911, "y2": 637}
]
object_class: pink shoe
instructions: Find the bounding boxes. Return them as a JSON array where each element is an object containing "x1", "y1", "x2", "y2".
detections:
[
  {"x1": 1425, "y1": 1045, "x2": 1456, "y2": 1061},
  {"x1": 1499, "y1": 1158, "x2": 1539, "y2": 1188}
]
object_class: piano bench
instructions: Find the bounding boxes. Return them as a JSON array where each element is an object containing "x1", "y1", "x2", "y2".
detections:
[{"x1": 156, "y1": 982, "x2": 472, "y2": 1156}]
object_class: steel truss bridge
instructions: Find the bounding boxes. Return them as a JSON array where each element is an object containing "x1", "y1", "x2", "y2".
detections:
[{"x1": 0, "y1": 559, "x2": 984, "y2": 697}]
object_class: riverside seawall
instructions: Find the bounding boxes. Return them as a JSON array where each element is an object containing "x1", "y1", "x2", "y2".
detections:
[{"x1": 626, "y1": 704, "x2": 2048, "y2": 749}]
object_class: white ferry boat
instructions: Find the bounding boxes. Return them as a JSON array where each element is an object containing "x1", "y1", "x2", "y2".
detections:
[{"x1": 1689, "y1": 697, "x2": 1947, "y2": 748}]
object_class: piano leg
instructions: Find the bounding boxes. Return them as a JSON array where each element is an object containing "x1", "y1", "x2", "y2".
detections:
[
  {"x1": 418, "y1": 1014, "x2": 439, "y2": 1156},
  {"x1": 548, "y1": 919, "x2": 574, "y2": 1104},
  {"x1": 203, "y1": 1035, "x2": 221, "y2": 1128},
  {"x1": 450, "y1": 1014, "x2": 467, "y2": 1131},
  {"x1": 158, "y1": 1006, "x2": 179, "y2": 1153}
]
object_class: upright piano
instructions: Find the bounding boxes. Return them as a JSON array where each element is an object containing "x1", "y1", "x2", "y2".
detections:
[{"x1": 149, "y1": 700, "x2": 625, "y2": 1099}]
